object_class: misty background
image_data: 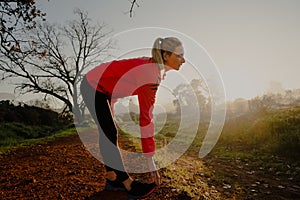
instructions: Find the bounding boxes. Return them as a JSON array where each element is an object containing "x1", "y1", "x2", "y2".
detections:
[{"x1": 1, "y1": 0, "x2": 299, "y2": 110}]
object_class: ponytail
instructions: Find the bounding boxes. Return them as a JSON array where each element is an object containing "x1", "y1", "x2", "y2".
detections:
[{"x1": 151, "y1": 38, "x2": 165, "y2": 70}]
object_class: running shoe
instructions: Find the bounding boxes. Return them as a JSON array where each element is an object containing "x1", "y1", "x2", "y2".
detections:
[
  {"x1": 105, "y1": 179, "x2": 126, "y2": 191},
  {"x1": 127, "y1": 181, "x2": 157, "y2": 199}
]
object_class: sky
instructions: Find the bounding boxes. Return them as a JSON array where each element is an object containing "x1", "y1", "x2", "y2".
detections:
[{"x1": 1, "y1": 0, "x2": 300, "y2": 102}]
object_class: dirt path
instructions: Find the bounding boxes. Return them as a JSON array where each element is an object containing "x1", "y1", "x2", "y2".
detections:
[
  {"x1": 0, "y1": 132, "x2": 196, "y2": 200},
  {"x1": 202, "y1": 155, "x2": 300, "y2": 200},
  {"x1": 1, "y1": 131, "x2": 299, "y2": 199}
]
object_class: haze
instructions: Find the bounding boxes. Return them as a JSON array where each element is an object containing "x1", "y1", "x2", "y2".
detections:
[{"x1": 1, "y1": 0, "x2": 300, "y2": 102}]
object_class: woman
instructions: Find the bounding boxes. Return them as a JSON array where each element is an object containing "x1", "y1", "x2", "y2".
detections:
[{"x1": 80, "y1": 37, "x2": 185, "y2": 198}]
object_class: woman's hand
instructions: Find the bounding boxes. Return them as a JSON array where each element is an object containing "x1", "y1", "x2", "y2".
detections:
[
  {"x1": 146, "y1": 157, "x2": 161, "y2": 185},
  {"x1": 149, "y1": 170, "x2": 161, "y2": 185}
]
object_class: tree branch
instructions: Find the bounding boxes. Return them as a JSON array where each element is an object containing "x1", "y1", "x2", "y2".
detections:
[{"x1": 129, "y1": 0, "x2": 140, "y2": 17}]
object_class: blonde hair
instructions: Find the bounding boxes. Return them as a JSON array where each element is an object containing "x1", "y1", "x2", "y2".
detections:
[{"x1": 151, "y1": 37, "x2": 182, "y2": 70}]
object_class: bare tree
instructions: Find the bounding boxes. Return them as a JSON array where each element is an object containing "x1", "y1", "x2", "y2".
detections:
[
  {"x1": 0, "y1": 9, "x2": 113, "y2": 124},
  {"x1": 0, "y1": 1, "x2": 46, "y2": 55}
]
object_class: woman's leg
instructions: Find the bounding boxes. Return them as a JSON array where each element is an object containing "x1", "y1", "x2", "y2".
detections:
[
  {"x1": 80, "y1": 77, "x2": 157, "y2": 196},
  {"x1": 80, "y1": 77, "x2": 129, "y2": 182},
  {"x1": 94, "y1": 92, "x2": 130, "y2": 182}
]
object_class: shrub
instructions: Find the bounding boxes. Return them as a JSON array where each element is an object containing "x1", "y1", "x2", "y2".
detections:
[
  {"x1": 213, "y1": 107, "x2": 300, "y2": 160},
  {"x1": 269, "y1": 107, "x2": 300, "y2": 158},
  {"x1": 0, "y1": 100, "x2": 74, "y2": 147}
]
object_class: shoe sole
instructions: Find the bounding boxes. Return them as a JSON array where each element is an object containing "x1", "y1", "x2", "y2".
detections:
[
  {"x1": 128, "y1": 185, "x2": 157, "y2": 199},
  {"x1": 105, "y1": 182, "x2": 126, "y2": 192}
]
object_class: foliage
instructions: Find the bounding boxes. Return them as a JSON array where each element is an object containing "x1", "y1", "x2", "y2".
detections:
[
  {"x1": 0, "y1": 100, "x2": 73, "y2": 147},
  {"x1": 0, "y1": 100, "x2": 72, "y2": 126},
  {"x1": 0, "y1": 1, "x2": 46, "y2": 54},
  {"x1": 248, "y1": 89, "x2": 300, "y2": 112},
  {"x1": 268, "y1": 107, "x2": 300, "y2": 156},
  {"x1": 214, "y1": 107, "x2": 300, "y2": 160}
]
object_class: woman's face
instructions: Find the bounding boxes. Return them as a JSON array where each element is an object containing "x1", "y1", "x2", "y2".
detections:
[{"x1": 163, "y1": 46, "x2": 185, "y2": 71}]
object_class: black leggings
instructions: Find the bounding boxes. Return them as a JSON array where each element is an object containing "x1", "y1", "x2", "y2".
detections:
[{"x1": 80, "y1": 76, "x2": 129, "y2": 182}]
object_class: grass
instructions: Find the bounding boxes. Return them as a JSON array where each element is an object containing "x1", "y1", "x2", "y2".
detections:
[
  {"x1": 184, "y1": 108, "x2": 300, "y2": 199},
  {"x1": 0, "y1": 123, "x2": 58, "y2": 146},
  {"x1": 0, "y1": 127, "x2": 78, "y2": 154},
  {"x1": 207, "y1": 107, "x2": 300, "y2": 161},
  {"x1": 198, "y1": 107, "x2": 300, "y2": 193},
  {"x1": 162, "y1": 157, "x2": 222, "y2": 199}
]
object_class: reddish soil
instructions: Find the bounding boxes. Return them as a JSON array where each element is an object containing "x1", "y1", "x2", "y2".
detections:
[
  {"x1": 0, "y1": 133, "x2": 191, "y2": 200},
  {"x1": 1, "y1": 131, "x2": 299, "y2": 200}
]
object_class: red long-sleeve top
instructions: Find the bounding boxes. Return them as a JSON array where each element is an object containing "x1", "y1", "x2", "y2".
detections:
[{"x1": 85, "y1": 57, "x2": 161, "y2": 157}]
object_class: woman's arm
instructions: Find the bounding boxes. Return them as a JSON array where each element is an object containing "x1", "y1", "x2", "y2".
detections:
[
  {"x1": 137, "y1": 83, "x2": 158, "y2": 157},
  {"x1": 138, "y1": 84, "x2": 161, "y2": 185}
]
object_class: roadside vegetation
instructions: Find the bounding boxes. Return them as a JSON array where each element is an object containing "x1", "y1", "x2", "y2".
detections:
[
  {"x1": 0, "y1": 100, "x2": 74, "y2": 152},
  {"x1": 209, "y1": 106, "x2": 300, "y2": 164},
  {"x1": 200, "y1": 106, "x2": 300, "y2": 199}
]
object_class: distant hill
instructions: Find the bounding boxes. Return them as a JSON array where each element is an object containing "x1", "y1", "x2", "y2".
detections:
[
  {"x1": 0, "y1": 100, "x2": 73, "y2": 126},
  {"x1": 0, "y1": 100, "x2": 74, "y2": 146}
]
